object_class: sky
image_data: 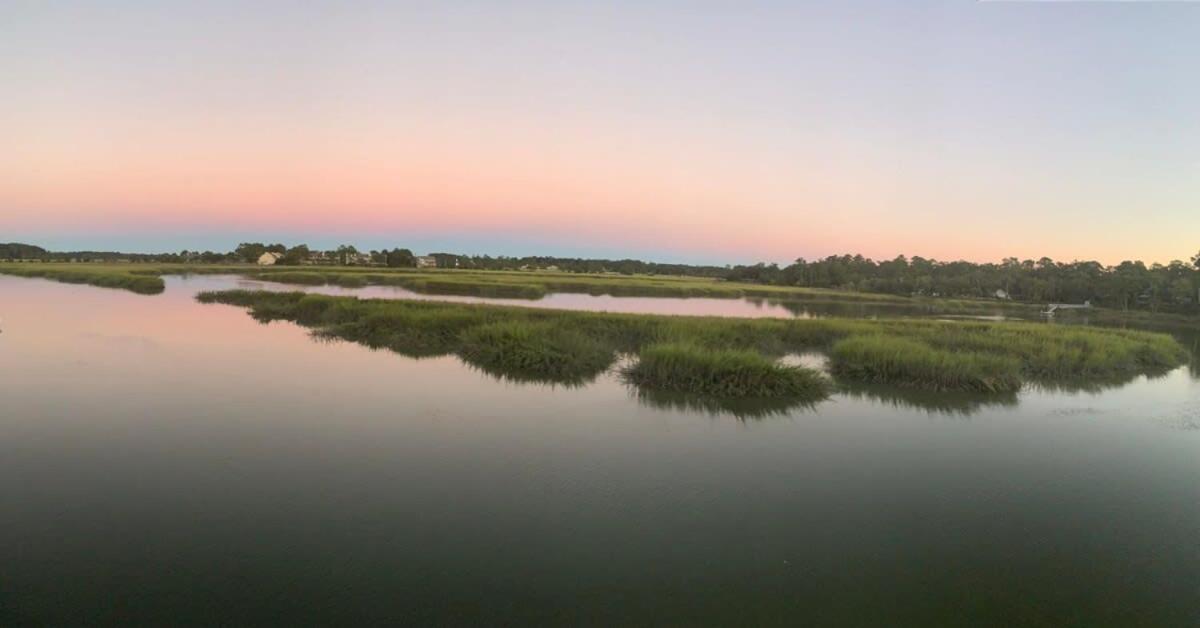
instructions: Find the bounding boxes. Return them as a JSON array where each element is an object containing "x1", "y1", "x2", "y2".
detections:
[{"x1": 2, "y1": 0, "x2": 1198, "y2": 265}]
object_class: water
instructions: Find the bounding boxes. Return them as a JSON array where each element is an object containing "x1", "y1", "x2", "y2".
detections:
[
  {"x1": 2, "y1": 275, "x2": 1198, "y2": 625},
  {"x1": 210, "y1": 274, "x2": 970, "y2": 319}
]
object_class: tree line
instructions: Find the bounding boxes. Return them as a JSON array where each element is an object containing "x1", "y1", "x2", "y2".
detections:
[
  {"x1": 727, "y1": 254, "x2": 1200, "y2": 314},
  {"x1": 6, "y1": 240, "x2": 1198, "y2": 314}
]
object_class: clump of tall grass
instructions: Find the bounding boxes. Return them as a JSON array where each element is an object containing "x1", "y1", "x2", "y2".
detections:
[
  {"x1": 623, "y1": 342, "x2": 831, "y2": 399},
  {"x1": 457, "y1": 321, "x2": 615, "y2": 384},
  {"x1": 870, "y1": 320, "x2": 1189, "y2": 382},
  {"x1": 829, "y1": 335, "x2": 1022, "y2": 393}
]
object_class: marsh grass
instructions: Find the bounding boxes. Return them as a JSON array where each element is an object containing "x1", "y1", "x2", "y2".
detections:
[
  {"x1": 0, "y1": 265, "x2": 165, "y2": 294},
  {"x1": 457, "y1": 321, "x2": 614, "y2": 384},
  {"x1": 623, "y1": 343, "x2": 831, "y2": 399},
  {"x1": 244, "y1": 266, "x2": 1038, "y2": 311},
  {"x1": 829, "y1": 335, "x2": 1023, "y2": 393},
  {"x1": 196, "y1": 289, "x2": 1189, "y2": 397},
  {"x1": 4, "y1": 261, "x2": 1047, "y2": 320}
]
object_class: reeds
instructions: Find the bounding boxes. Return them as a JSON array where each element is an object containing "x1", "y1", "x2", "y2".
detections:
[
  {"x1": 829, "y1": 335, "x2": 1022, "y2": 393},
  {"x1": 623, "y1": 343, "x2": 831, "y2": 398},
  {"x1": 0, "y1": 265, "x2": 164, "y2": 294},
  {"x1": 458, "y1": 321, "x2": 614, "y2": 384},
  {"x1": 196, "y1": 289, "x2": 1190, "y2": 398}
]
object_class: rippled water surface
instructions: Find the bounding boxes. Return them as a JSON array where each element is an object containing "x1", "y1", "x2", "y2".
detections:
[{"x1": 2, "y1": 275, "x2": 1198, "y2": 625}]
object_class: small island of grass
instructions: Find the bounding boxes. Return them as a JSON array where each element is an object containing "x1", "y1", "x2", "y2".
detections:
[{"x1": 195, "y1": 290, "x2": 1188, "y2": 403}]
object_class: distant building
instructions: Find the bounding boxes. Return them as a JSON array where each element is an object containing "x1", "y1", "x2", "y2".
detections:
[
  {"x1": 415, "y1": 256, "x2": 437, "y2": 268},
  {"x1": 993, "y1": 289, "x2": 1010, "y2": 300},
  {"x1": 257, "y1": 252, "x2": 283, "y2": 266}
]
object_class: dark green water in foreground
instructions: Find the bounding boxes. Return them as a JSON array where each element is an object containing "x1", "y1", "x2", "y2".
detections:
[{"x1": 2, "y1": 275, "x2": 1198, "y2": 625}]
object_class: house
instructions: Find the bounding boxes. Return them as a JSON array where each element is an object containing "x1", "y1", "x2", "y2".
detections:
[
  {"x1": 415, "y1": 256, "x2": 437, "y2": 268},
  {"x1": 257, "y1": 252, "x2": 283, "y2": 266},
  {"x1": 993, "y1": 289, "x2": 1010, "y2": 300}
]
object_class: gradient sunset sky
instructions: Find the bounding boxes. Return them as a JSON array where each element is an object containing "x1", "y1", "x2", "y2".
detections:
[{"x1": 3, "y1": 1, "x2": 1198, "y2": 264}]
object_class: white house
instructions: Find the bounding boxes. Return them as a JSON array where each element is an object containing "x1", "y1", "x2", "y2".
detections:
[
  {"x1": 415, "y1": 256, "x2": 437, "y2": 268},
  {"x1": 993, "y1": 289, "x2": 1010, "y2": 300},
  {"x1": 257, "y1": 252, "x2": 283, "y2": 266}
]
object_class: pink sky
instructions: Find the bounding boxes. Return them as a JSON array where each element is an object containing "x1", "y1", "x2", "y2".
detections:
[{"x1": 3, "y1": 2, "x2": 1198, "y2": 264}]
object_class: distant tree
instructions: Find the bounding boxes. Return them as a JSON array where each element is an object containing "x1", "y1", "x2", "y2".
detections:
[
  {"x1": 430, "y1": 252, "x2": 461, "y2": 269},
  {"x1": 233, "y1": 242, "x2": 269, "y2": 263},
  {"x1": 335, "y1": 244, "x2": 359, "y2": 265},
  {"x1": 279, "y1": 244, "x2": 310, "y2": 265},
  {"x1": 1192, "y1": 251, "x2": 1200, "y2": 304},
  {"x1": 386, "y1": 248, "x2": 415, "y2": 268}
]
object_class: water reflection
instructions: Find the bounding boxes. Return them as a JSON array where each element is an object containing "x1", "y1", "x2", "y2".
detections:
[
  {"x1": 4, "y1": 275, "x2": 1200, "y2": 626},
  {"x1": 1183, "y1": 332, "x2": 1200, "y2": 379},
  {"x1": 1026, "y1": 369, "x2": 1177, "y2": 395},
  {"x1": 838, "y1": 382, "x2": 1019, "y2": 417},
  {"x1": 181, "y1": 275, "x2": 1199, "y2": 384},
  {"x1": 631, "y1": 387, "x2": 820, "y2": 420}
]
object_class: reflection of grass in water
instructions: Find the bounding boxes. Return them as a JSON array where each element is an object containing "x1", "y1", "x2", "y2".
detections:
[
  {"x1": 198, "y1": 290, "x2": 1189, "y2": 398},
  {"x1": 1025, "y1": 366, "x2": 1178, "y2": 394},
  {"x1": 1192, "y1": 341, "x2": 1199, "y2": 379},
  {"x1": 632, "y1": 388, "x2": 820, "y2": 420},
  {"x1": 838, "y1": 382, "x2": 1019, "y2": 417}
]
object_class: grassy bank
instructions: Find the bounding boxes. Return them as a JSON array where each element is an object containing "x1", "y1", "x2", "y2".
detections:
[
  {"x1": 247, "y1": 267, "x2": 1034, "y2": 311},
  {"x1": 0, "y1": 261, "x2": 1050, "y2": 318},
  {"x1": 197, "y1": 290, "x2": 1188, "y2": 399},
  {"x1": 0, "y1": 263, "x2": 165, "y2": 294}
]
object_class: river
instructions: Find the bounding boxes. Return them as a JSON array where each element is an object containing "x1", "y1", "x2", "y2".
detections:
[{"x1": 1, "y1": 274, "x2": 1197, "y2": 625}]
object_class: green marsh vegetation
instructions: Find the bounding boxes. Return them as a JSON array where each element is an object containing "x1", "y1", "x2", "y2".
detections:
[
  {"x1": 829, "y1": 335, "x2": 1022, "y2": 393},
  {"x1": 196, "y1": 290, "x2": 1189, "y2": 404},
  {"x1": 247, "y1": 267, "x2": 1042, "y2": 312},
  {"x1": 623, "y1": 343, "x2": 832, "y2": 398},
  {"x1": 3, "y1": 262, "x2": 1046, "y2": 321},
  {"x1": 458, "y1": 321, "x2": 614, "y2": 384},
  {"x1": 0, "y1": 263, "x2": 166, "y2": 294}
]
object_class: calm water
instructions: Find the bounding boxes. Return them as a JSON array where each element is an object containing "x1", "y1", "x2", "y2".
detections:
[
  {"x1": 2, "y1": 275, "x2": 1198, "y2": 626},
  {"x1": 214, "y1": 275, "x2": 958, "y2": 319}
]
